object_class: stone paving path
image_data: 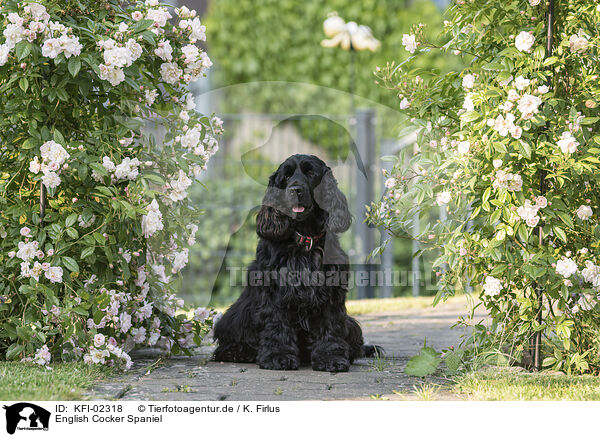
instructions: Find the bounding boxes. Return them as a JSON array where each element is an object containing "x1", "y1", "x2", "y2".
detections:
[{"x1": 90, "y1": 300, "x2": 478, "y2": 401}]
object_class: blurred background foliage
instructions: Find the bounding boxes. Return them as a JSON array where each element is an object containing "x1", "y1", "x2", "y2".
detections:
[{"x1": 204, "y1": 0, "x2": 461, "y2": 153}]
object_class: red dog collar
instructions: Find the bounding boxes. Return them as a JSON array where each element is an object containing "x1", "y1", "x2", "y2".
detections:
[{"x1": 294, "y1": 231, "x2": 325, "y2": 251}]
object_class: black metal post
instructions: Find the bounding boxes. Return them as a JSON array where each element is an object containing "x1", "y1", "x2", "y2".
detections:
[
  {"x1": 355, "y1": 109, "x2": 376, "y2": 299},
  {"x1": 533, "y1": 0, "x2": 554, "y2": 372},
  {"x1": 39, "y1": 182, "x2": 46, "y2": 226}
]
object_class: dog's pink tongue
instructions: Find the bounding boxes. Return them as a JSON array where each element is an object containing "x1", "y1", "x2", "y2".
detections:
[{"x1": 293, "y1": 206, "x2": 305, "y2": 213}]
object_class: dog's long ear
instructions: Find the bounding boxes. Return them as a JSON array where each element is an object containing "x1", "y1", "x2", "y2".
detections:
[
  {"x1": 314, "y1": 167, "x2": 352, "y2": 233},
  {"x1": 256, "y1": 173, "x2": 291, "y2": 240}
]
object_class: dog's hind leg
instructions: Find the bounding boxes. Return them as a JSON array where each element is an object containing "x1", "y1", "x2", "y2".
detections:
[
  {"x1": 213, "y1": 342, "x2": 257, "y2": 363},
  {"x1": 212, "y1": 290, "x2": 258, "y2": 363}
]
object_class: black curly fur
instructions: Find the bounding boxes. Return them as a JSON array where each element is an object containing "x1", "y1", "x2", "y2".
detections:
[{"x1": 213, "y1": 154, "x2": 381, "y2": 372}]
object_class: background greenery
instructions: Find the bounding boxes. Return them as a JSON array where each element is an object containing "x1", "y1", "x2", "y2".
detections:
[{"x1": 204, "y1": 0, "x2": 461, "y2": 150}]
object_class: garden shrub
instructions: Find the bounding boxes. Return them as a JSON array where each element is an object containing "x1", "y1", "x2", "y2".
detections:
[
  {"x1": 369, "y1": 0, "x2": 600, "y2": 373},
  {"x1": 0, "y1": 0, "x2": 221, "y2": 368}
]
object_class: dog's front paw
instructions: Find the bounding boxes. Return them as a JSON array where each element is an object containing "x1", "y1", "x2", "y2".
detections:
[
  {"x1": 312, "y1": 356, "x2": 350, "y2": 373},
  {"x1": 258, "y1": 353, "x2": 300, "y2": 370}
]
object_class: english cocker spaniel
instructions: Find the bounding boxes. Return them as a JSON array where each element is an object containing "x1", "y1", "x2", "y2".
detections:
[{"x1": 213, "y1": 154, "x2": 380, "y2": 372}]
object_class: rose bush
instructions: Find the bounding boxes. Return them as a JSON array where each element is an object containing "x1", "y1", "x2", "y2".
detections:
[
  {"x1": 0, "y1": 0, "x2": 222, "y2": 368},
  {"x1": 369, "y1": 0, "x2": 600, "y2": 373}
]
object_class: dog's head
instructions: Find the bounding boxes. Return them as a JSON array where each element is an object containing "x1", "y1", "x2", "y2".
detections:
[{"x1": 256, "y1": 154, "x2": 352, "y2": 240}]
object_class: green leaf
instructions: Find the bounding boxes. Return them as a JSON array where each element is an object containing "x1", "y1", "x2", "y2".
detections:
[
  {"x1": 68, "y1": 57, "x2": 81, "y2": 77},
  {"x1": 444, "y1": 350, "x2": 462, "y2": 372},
  {"x1": 15, "y1": 41, "x2": 31, "y2": 60},
  {"x1": 81, "y1": 247, "x2": 95, "y2": 260},
  {"x1": 62, "y1": 256, "x2": 79, "y2": 272},
  {"x1": 5, "y1": 343, "x2": 25, "y2": 360},
  {"x1": 19, "y1": 77, "x2": 29, "y2": 92},
  {"x1": 53, "y1": 129, "x2": 65, "y2": 145},
  {"x1": 404, "y1": 346, "x2": 441, "y2": 377},
  {"x1": 518, "y1": 141, "x2": 531, "y2": 159},
  {"x1": 65, "y1": 213, "x2": 78, "y2": 228},
  {"x1": 133, "y1": 19, "x2": 154, "y2": 33},
  {"x1": 460, "y1": 110, "x2": 481, "y2": 122},
  {"x1": 553, "y1": 226, "x2": 567, "y2": 243}
]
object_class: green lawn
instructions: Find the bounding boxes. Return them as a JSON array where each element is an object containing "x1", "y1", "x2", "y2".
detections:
[
  {"x1": 346, "y1": 294, "x2": 471, "y2": 316},
  {"x1": 455, "y1": 368, "x2": 600, "y2": 401},
  {"x1": 0, "y1": 361, "x2": 114, "y2": 401}
]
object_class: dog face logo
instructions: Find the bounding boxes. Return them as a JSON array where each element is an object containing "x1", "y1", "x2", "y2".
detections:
[{"x1": 3, "y1": 403, "x2": 50, "y2": 435}]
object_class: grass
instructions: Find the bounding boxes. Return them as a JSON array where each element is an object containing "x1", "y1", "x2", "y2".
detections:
[
  {"x1": 212, "y1": 294, "x2": 473, "y2": 317},
  {"x1": 455, "y1": 368, "x2": 600, "y2": 401},
  {"x1": 0, "y1": 361, "x2": 114, "y2": 401},
  {"x1": 412, "y1": 383, "x2": 440, "y2": 401},
  {"x1": 346, "y1": 294, "x2": 471, "y2": 316}
]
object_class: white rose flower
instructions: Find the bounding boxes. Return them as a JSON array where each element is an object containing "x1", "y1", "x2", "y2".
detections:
[
  {"x1": 171, "y1": 249, "x2": 189, "y2": 272},
  {"x1": 131, "y1": 326, "x2": 147, "y2": 344},
  {"x1": 189, "y1": 17, "x2": 206, "y2": 41},
  {"x1": 462, "y1": 74, "x2": 475, "y2": 89},
  {"x1": 399, "y1": 97, "x2": 410, "y2": 110},
  {"x1": 29, "y1": 157, "x2": 42, "y2": 174},
  {"x1": 569, "y1": 32, "x2": 589, "y2": 53},
  {"x1": 535, "y1": 196, "x2": 548, "y2": 208},
  {"x1": 463, "y1": 93, "x2": 475, "y2": 111},
  {"x1": 154, "y1": 40, "x2": 173, "y2": 61},
  {"x1": 126, "y1": 39, "x2": 143, "y2": 61},
  {"x1": 180, "y1": 126, "x2": 202, "y2": 149},
  {"x1": 160, "y1": 62, "x2": 183, "y2": 85},
  {"x1": 557, "y1": 131, "x2": 579, "y2": 154},
  {"x1": 194, "y1": 307, "x2": 211, "y2": 322},
  {"x1": 384, "y1": 178, "x2": 396, "y2": 189},
  {"x1": 146, "y1": 8, "x2": 173, "y2": 28},
  {"x1": 103, "y1": 46, "x2": 133, "y2": 68},
  {"x1": 517, "y1": 200, "x2": 540, "y2": 221},
  {"x1": 98, "y1": 64, "x2": 125, "y2": 86},
  {"x1": 94, "y1": 334, "x2": 106, "y2": 348},
  {"x1": 40, "y1": 140, "x2": 70, "y2": 166},
  {"x1": 3, "y1": 23, "x2": 25, "y2": 49},
  {"x1": 457, "y1": 140, "x2": 470, "y2": 154},
  {"x1": 576, "y1": 205, "x2": 592, "y2": 220},
  {"x1": 41, "y1": 171, "x2": 61, "y2": 189},
  {"x1": 517, "y1": 94, "x2": 542, "y2": 119},
  {"x1": 45, "y1": 266, "x2": 64, "y2": 283},
  {"x1": 483, "y1": 276, "x2": 503, "y2": 297},
  {"x1": 120, "y1": 312, "x2": 132, "y2": 333},
  {"x1": 141, "y1": 199, "x2": 164, "y2": 238},
  {"x1": 0, "y1": 44, "x2": 10, "y2": 66},
  {"x1": 33, "y1": 345, "x2": 51, "y2": 366},
  {"x1": 436, "y1": 191, "x2": 452, "y2": 206},
  {"x1": 514, "y1": 76, "x2": 530, "y2": 91},
  {"x1": 529, "y1": 0, "x2": 541, "y2": 5},
  {"x1": 402, "y1": 34, "x2": 418, "y2": 53},
  {"x1": 515, "y1": 31, "x2": 535, "y2": 53},
  {"x1": 582, "y1": 261, "x2": 600, "y2": 290},
  {"x1": 17, "y1": 241, "x2": 37, "y2": 261},
  {"x1": 537, "y1": 85, "x2": 549, "y2": 94},
  {"x1": 170, "y1": 169, "x2": 192, "y2": 192},
  {"x1": 555, "y1": 258, "x2": 578, "y2": 278}
]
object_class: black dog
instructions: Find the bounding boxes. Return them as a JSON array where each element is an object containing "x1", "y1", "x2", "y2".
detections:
[{"x1": 213, "y1": 154, "x2": 380, "y2": 372}]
